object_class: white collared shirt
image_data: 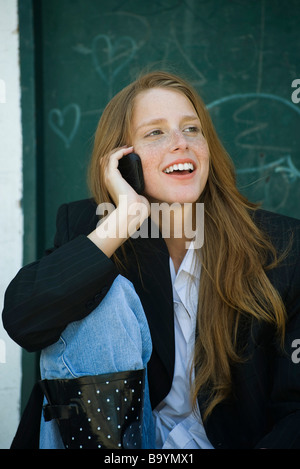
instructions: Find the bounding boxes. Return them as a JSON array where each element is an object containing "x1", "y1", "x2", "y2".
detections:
[{"x1": 153, "y1": 243, "x2": 214, "y2": 449}]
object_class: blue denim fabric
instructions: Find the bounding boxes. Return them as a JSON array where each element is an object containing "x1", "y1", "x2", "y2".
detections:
[{"x1": 39, "y1": 275, "x2": 156, "y2": 449}]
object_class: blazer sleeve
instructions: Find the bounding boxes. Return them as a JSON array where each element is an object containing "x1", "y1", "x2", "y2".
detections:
[
  {"x1": 255, "y1": 227, "x2": 300, "y2": 449},
  {"x1": 2, "y1": 203, "x2": 119, "y2": 352}
]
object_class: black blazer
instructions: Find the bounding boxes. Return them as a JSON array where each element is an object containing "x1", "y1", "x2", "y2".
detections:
[{"x1": 2, "y1": 198, "x2": 300, "y2": 449}]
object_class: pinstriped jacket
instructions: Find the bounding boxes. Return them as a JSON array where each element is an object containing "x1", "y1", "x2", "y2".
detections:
[{"x1": 2, "y1": 198, "x2": 300, "y2": 448}]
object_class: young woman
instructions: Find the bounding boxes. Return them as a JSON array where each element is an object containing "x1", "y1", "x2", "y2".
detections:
[{"x1": 3, "y1": 71, "x2": 300, "y2": 449}]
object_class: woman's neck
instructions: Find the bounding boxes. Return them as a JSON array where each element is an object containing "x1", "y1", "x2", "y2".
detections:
[
  {"x1": 164, "y1": 236, "x2": 190, "y2": 273},
  {"x1": 149, "y1": 200, "x2": 196, "y2": 273}
]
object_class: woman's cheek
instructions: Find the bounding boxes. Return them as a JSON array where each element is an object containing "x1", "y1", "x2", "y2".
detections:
[
  {"x1": 140, "y1": 157, "x2": 158, "y2": 193},
  {"x1": 134, "y1": 141, "x2": 164, "y2": 174},
  {"x1": 134, "y1": 148, "x2": 164, "y2": 198}
]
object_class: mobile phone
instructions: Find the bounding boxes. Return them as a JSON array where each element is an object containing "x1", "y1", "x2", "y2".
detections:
[{"x1": 118, "y1": 152, "x2": 145, "y2": 194}]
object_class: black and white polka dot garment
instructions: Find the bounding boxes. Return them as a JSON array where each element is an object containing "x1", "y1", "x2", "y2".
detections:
[{"x1": 41, "y1": 369, "x2": 145, "y2": 449}]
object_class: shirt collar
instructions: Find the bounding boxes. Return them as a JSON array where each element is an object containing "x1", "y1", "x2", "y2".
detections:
[
  {"x1": 169, "y1": 241, "x2": 201, "y2": 321},
  {"x1": 169, "y1": 241, "x2": 201, "y2": 285}
]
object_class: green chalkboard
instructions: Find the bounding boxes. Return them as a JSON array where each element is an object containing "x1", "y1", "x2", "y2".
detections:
[{"x1": 31, "y1": 0, "x2": 300, "y2": 250}]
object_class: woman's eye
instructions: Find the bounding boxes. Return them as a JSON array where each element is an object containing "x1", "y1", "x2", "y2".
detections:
[
  {"x1": 145, "y1": 129, "x2": 163, "y2": 137},
  {"x1": 183, "y1": 126, "x2": 200, "y2": 134}
]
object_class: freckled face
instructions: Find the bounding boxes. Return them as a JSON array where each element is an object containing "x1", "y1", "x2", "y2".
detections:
[{"x1": 130, "y1": 88, "x2": 210, "y2": 205}]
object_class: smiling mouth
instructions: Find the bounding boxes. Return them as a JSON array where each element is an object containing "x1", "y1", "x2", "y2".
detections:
[{"x1": 163, "y1": 162, "x2": 194, "y2": 174}]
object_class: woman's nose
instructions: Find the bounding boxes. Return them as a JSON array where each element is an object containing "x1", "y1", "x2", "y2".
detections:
[{"x1": 169, "y1": 130, "x2": 188, "y2": 152}]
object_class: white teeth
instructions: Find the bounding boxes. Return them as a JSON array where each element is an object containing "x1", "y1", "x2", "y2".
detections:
[{"x1": 163, "y1": 162, "x2": 194, "y2": 173}]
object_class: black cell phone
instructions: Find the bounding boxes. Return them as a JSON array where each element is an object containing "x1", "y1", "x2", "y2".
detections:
[{"x1": 118, "y1": 152, "x2": 145, "y2": 194}]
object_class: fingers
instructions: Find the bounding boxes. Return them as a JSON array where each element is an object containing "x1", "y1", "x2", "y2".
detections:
[
  {"x1": 102, "y1": 146, "x2": 140, "y2": 206},
  {"x1": 107, "y1": 146, "x2": 134, "y2": 171},
  {"x1": 103, "y1": 146, "x2": 134, "y2": 187}
]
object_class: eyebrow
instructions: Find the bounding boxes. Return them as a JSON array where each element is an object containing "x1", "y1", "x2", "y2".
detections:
[{"x1": 135, "y1": 115, "x2": 201, "y2": 132}]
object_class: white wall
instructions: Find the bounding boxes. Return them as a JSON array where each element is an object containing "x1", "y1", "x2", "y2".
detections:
[{"x1": 0, "y1": 0, "x2": 23, "y2": 449}]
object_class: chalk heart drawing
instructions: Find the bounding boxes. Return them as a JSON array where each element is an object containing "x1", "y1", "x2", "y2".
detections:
[
  {"x1": 49, "y1": 103, "x2": 81, "y2": 149},
  {"x1": 92, "y1": 34, "x2": 137, "y2": 83}
]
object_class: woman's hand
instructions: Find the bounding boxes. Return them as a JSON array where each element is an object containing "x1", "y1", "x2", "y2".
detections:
[
  {"x1": 88, "y1": 147, "x2": 150, "y2": 257},
  {"x1": 104, "y1": 146, "x2": 147, "y2": 206},
  {"x1": 104, "y1": 146, "x2": 150, "y2": 233}
]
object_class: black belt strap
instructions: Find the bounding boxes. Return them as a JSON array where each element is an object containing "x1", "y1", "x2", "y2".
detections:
[{"x1": 43, "y1": 402, "x2": 80, "y2": 422}]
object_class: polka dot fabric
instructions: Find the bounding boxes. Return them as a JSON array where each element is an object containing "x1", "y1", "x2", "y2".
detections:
[{"x1": 40, "y1": 369, "x2": 145, "y2": 449}]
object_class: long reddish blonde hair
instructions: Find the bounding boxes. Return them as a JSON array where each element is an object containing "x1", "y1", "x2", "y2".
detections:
[{"x1": 88, "y1": 71, "x2": 286, "y2": 419}]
